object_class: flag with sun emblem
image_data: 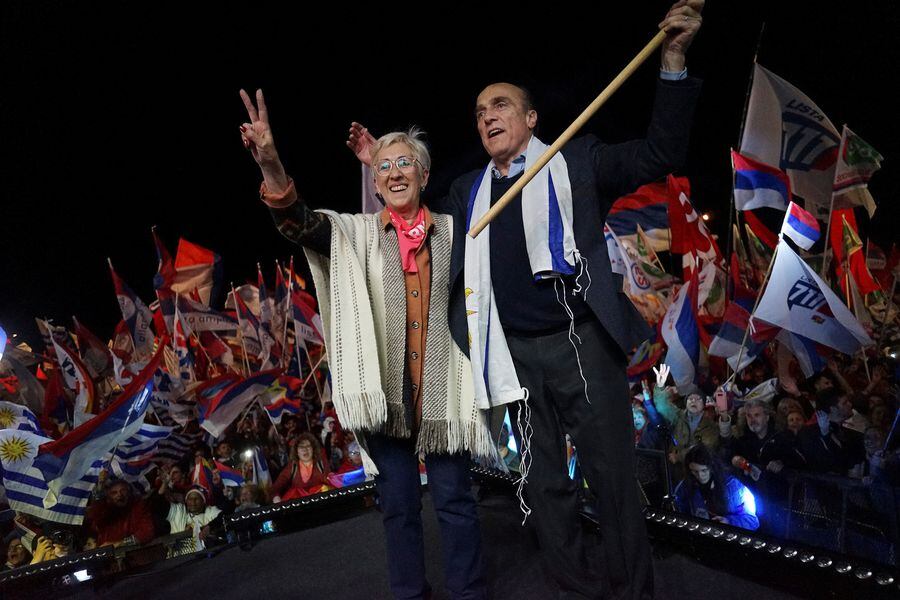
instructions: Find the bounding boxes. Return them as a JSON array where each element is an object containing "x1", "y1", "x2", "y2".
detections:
[
  {"x1": 0, "y1": 429, "x2": 103, "y2": 525},
  {"x1": 0, "y1": 401, "x2": 44, "y2": 434}
]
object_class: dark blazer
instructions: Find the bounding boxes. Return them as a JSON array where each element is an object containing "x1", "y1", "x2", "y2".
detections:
[{"x1": 437, "y1": 77, "x2": 702, "y2": 358}]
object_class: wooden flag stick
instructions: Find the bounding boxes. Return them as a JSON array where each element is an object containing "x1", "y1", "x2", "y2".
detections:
[{"x1": 467, "y1": 29, "x2": 668, "y2": 238}]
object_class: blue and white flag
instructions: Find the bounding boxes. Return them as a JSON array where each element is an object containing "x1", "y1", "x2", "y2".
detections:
[
  {"x1": 740, "y1": 65, "x2": 840, "y2": 218},
  {"x1": 781, "y1": 201, "x2": 820, "y2": 251},
  {"x1": 251, "y1": 447, "x2": 271, "y2": 490},
  {"x1": 0, "y1": 401, "x2": 44, "y2": 434},
  {"x1": 776, "y1": 330, "x2": 826, "y2": 378},
  {"x1": 33, "y1": 344, "x2": 163, "y2": 506},
  {"x1": 112, "y1": 423, "x2": 173, "y2": 462},
  {"x1": 0, "y1": 429, "x2": 102, "y2": 525},
  {"x1": 109, "y1": 458, "x2": 155, "y2": 495},
  {"x1": 754, "y1": 240, "x2": 872, "y2": 355},
  {"x1": 732, "y1": 150, "x2": 792, "y2": 211},
  {"x1": 661, "y1": 270, "x2": 701, "y2": 391}
]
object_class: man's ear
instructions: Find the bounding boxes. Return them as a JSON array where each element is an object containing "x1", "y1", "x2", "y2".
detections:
[{"x1": 526, "y1": 109, "x2": 538, "y2": 130}]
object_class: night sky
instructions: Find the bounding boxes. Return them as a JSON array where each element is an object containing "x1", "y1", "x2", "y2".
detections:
[{"x1": 3, "y1": 2, "x2": 898, "y2": 349}]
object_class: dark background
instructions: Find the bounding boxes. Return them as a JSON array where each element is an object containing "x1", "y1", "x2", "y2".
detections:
[{"x1": 2, "y1": 2, "x2": 898, "y2": 348}]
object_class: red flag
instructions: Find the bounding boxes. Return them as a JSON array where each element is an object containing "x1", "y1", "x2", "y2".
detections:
[
  {"x1": 667, "y1": 175, "x2": 722, "y2": 266},
  {"x1": 830, "y1": 209, "x2": 880, "y2": 295},
  {"x1": 743, "y1": 210, "x2": 779, "y2": 251}
]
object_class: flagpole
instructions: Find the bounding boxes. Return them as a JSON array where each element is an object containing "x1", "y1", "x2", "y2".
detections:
[
  {"x1": 725, "y1": 23, "x2": 766, "y2": 305},
  {"x1": 468, "y1": 29, "x2": 668, "y2": 237},
  {"x1": 822, "y1": 124, "x2": 848, "y2": 278},
  {"x1": 726, "y1": 240, "x2": 780, "y2": 384},
  {"x1": 230, "y1": 283, "x2": 252, "y2": 377},
  {"x1": 281, "y1": 258, "x2": 293, "y2": 371},
  {"x1": 256, "y1": 396, "x2": 286, "y2": 445}
]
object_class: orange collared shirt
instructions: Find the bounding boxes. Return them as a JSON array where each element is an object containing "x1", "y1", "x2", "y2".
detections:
[{"x1": 380, "y1": 207, "x2": 434, "y2": 428}]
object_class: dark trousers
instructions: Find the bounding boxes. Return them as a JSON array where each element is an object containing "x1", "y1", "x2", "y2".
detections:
[
  {"x1": 506, "y1": 318, "x2": 653, "y2": 600},
  {"x1": 367, "y1": 433, "x2": 487, "y2": 600}
]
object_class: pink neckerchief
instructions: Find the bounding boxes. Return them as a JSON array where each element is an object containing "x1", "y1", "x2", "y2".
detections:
[{"x1": 387, "y1": 206, "x2": 427, "y2": 273}]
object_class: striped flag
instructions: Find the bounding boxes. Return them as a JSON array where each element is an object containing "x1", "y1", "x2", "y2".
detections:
[
  {"x1": 0, "y1": 401, "x2": 44, "y2": 434},
  {"x1": 214, "y1": 460, "x2": 245, "y2": 487},
  {"x1": 0, "y1": 429, "x2": 102, "y2": 525},
  {"x1": 780, "y1": 201, "x2": 820, "y2": 250},
  {"x1": 112, "y1": 423, "x2": 173, "y2": 462},
  {"x1": 661, "y1": 270, "x2": 701, "y2": 391},
  {"x1": 732, "y1": 150, "x2": 792, "y2": 211}
]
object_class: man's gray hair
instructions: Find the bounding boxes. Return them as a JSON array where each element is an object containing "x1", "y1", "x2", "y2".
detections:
[
  {"x1": 370, "y1": 126, "x2": 431, "y2": 174},
  {"x1": 744, "y1": 398, "x2": 774, "y2": 413}
]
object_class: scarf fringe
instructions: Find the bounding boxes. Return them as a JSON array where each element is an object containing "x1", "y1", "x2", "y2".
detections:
[
  {"x1": 331, "y1": 391, "x2": 388, "y2": 432},
  {"x1": 415, "y1": 417, "x2": 499, "y2": 463},
  {"x1": 385, "y1": 399, "x2": 411, "y2": 438}
]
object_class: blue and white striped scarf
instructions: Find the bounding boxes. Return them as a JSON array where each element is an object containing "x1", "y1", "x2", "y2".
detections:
[{"x1": 464, "y1": 135, "x2": 579, "y2": 409}]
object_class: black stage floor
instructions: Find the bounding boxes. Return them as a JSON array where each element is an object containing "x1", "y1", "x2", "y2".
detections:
[{"x1": 80, "y1": 489, "x2": 802, "y2": 600}]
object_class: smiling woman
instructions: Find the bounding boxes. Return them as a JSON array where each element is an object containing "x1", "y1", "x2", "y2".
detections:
[{"x1": 237, "y1": 89, "x2": 494, "y2": 598}]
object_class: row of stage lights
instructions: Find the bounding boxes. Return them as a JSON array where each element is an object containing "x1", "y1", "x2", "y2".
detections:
[{"x1": 644, "y1": 509, "x2": 896, "y2": 589}]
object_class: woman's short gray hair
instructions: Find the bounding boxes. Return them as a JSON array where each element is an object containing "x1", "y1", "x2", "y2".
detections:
[{"x1": 370, "y1": 126, "x2": 431, "y2": 174}]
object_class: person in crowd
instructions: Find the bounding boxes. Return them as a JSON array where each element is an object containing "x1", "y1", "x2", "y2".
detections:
[
  {"x1": 166, "y1": 485, "x2": 223, "y2": 557},
  {"x1": 85, "y1": 478, "x2": 156, "y2": 547},
  {"x1": 235, "y1": 484, "x2": 264, "y2": 512},
  {"x1": 799, "y1": 388, "x2": 866, "y2": 475},
  {"x1": 674, "y1": 443, "x2": 759, "y2": 531},
  {"x1": 271, "y1": 432, "x2": 332, "y2": 501},
  {"x1": 720, "y1": 399, "x2": 785, "y2": 476},
  {"x1": 28, "y1": 525, "x2": 78, "y2": 564},
  {"x1": 335, "y1": 440, "x2": 365, "y2": 474},
  {"x1": 774, "y1": 397, "x2": 806, "y2": 431},
  {"x1": 214, "y1": 439, "x2": 237, "y2": 470},
  {"x1": 772, "y1": 410, "x2": 808, "y2": 470},
  {"x1": 2, "y1": 536, "x2": 31, "y2": 570},
  {"x1": 240, "y1": 89, "x2": 493, "y2": 599},
  {"x1": 669, "y1": 384, "x2": 718, "y2": 466}
]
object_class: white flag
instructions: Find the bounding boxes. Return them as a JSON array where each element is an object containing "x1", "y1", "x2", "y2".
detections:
[
  {"x1": 741, "y1": 65, "x2": 841, "y2": 218},
  {"x1": 754, "y1": 240, "x2": 872, "y2": 355}
]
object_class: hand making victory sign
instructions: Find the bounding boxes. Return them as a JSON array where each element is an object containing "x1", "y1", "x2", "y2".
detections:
[{"x1": 239, "y1": 88, "x2": 290, "y2": 194}]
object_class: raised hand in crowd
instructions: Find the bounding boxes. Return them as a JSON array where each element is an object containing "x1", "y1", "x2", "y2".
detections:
[
  {"x1": 653, "y1": 363, "x2": 671, "y2": 389},
  {"x1": 29, "y1": 536, "x2": 53, "y2": 565},
  {"x1": 239, "y1": 88, "x2": 290, "y2": 194}
]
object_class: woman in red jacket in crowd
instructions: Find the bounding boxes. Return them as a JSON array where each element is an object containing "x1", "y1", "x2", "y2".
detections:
[{"x1": 271, "y1": 432, "x2": 331, "y2": 502}]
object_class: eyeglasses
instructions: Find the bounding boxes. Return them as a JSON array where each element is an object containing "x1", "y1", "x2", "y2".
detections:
[{"x1": 374, "y1": 156, "x2": 419, "y2": 176}]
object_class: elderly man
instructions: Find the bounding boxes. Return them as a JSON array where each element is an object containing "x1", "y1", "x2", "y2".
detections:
[
  {"x1": 448, "y1": 4, "x2": 703, "y2": 599},
  {"x1": 85, "y1": 478, "x2": 156, "y2": 547},
  {"x1": 348, "y1": 4, "x2": 703, "y2": 597}
]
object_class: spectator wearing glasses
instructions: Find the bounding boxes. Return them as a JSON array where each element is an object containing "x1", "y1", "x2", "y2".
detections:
[
  {"x1": 271, "y1": 432, "x2": 332, "y2": 501},
  {"x1": 239, "y1": 89, "x2": 493, "y2": 599}
]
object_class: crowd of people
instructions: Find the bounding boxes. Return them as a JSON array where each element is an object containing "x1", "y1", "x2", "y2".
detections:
[
  {"x1": 630, "y1": 351, "x2": 899, "y2": 552},
  {"x1": 0, "y1": 361, "x2": 369, "y2": 569}
]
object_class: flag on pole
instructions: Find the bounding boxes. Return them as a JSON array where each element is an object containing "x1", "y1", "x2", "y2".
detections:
[
  {"x1": 35, "y1": 342, "x2": 164, "y2": 506},
  {"x1": 780, "y1": 201, "x2": 820, "y2": 251},
  {"x1": 0, "y1": 401, "x2": 44, "y2": 434},
  {"x1": 754, "y1": 240, "x2": 872, "y2": 355},
  {"x1": 740, "y1": 64, "x2": 840, "y2": 218},
  {"x1": 171, "y1": 238, "x2": 222, "y2": 306},
  {"x1": 0, "y1": 429, "x2": 103, "y2": 525},
  {"x1": 732, "y1": 150, "x2": 792, "y2": 211},
  {"x1": 198, "y1": 370, "x2": 282, "y2": 437},
  {"x1": 152, "y1": 227, "x2": 177, "y2": 334},
  {"x1": 830, "y1": 211, "x2": 880, "y2": 296},
  {"x1": 214, "y1": 461, "x2": 245, "y2": 487},
  {"x1": 832, "y1": 125, "x2": 883, "y2": 217},
  {"x1": 71, "y1": 317, "x2": 113, "y2": 379},
  {"x1": 607, "y1": 179, "x2": 675, "y2": 252},
  {"x1": 667, "y1": 175, "x2": 722, "y2": 273},
  {"x1": 776, "y1": 330, "x2": 825, "y2": 378},
  {"x1": 109, "y1": 261, "x2": 156, "y2": 357},
  {"x1": 47, "y1": 333, "x2": 96, "y2": 427},
  {"x1": 661, "y1": 270, "x2": 701, "y2": 391}
]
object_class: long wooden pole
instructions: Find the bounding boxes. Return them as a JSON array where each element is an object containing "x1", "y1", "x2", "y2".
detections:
[{"x1": 467, "y1": 29, "x2": 668, "y2": 238}]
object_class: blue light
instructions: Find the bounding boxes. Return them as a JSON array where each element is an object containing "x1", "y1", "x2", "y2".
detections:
[{"x1": 741, "y1": 485, "x2": 758, "y2": 516}]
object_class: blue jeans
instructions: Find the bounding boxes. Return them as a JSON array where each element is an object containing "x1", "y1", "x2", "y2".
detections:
[{"x1": 366, "y1": 433, "x2": 487, "y2": 600}]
